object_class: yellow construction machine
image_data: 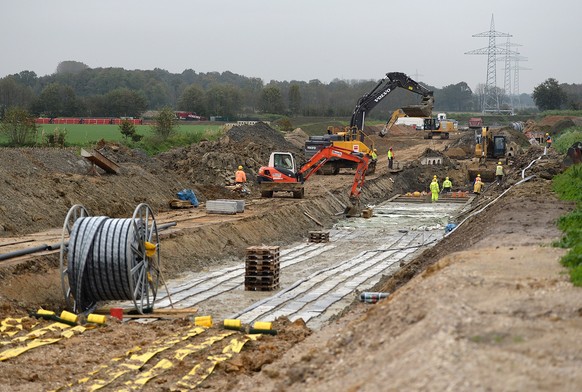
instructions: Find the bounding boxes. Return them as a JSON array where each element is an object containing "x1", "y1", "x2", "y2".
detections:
[
  {"x1": 468, "y1": 127, "x2": 507, "y2": 181},
  {"x1": 304, "y1": 72, "x2": 433, "y2": 175}
]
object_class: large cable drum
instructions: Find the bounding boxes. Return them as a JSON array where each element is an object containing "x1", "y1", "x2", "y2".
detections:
[{"x1": 60, "y1": 203, "x2": 160, "y2": 314}]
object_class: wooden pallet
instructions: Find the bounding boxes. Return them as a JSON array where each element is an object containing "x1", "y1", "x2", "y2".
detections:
[
  {"x1": 245, "y1": 275, "x2": 279, "y2": 284},
  {"x1": 246, "y1": 245, "x2": 280, "y2": 255},
  {"x1": 309, "y1": 230, "x2": 330, "y2": 243},
  {"x1": 244, "y1": 282, "x2": 280, "y2": 291},
  {"x1": 245, "y1": 254, "x2": 280, "y2": 262},
  {"x1": 245, "y1": 261, "x2": 280, "y2": 270},
  {"x1": 245, "y1": 269, "x2": 280, "y2": 278}
]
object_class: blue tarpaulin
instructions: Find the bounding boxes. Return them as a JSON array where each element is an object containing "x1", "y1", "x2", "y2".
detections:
[{"x1": 177, "y1": 189, "x2": 199, "y2": 207}]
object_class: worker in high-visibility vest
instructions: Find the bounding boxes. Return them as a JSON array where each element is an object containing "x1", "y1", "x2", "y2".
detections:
[
  {"x1": 495, "y1": 162, "x2": 504, "y2": 185},
  {"x1": 430, "y1": 175, "x2": 440, "y2": 202},
  {"x1": 442, "y1": 177, "x2": 452, "y2": 193},
  {"x1": 371, "y1": 149, "x2": 378, "y2": 161},
  {"x1": 473, "y1": 174, "x2": 483, "y2": 195},
  {"x1": 235, "y1": 165, "x2": 247, "y2": 184},
  {"x1": 387, "y1": 147, "x2": 394, "y2": 169}
]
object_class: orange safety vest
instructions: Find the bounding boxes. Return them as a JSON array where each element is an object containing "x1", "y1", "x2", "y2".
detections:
[{"x1": 235, "y1": 170, "x2": 247, "y2": 183}]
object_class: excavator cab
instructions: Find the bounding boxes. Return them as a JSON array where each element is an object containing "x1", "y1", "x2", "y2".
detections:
[{"x1": 269, "y1": 152, "x2": 297, "y2": 178}]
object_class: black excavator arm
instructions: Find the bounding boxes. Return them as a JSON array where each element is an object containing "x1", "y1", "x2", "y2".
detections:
[{"x1": 349, "y1": 72, "x2": 434, "y2": 132}]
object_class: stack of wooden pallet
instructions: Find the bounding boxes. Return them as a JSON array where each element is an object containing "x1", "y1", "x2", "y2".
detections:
[
  {"x1": 309, "y1": 230, "x2": 330, "y2": 243},
  {"x1": 244, "y1": 246, "x2": 280, "y2": 291}
]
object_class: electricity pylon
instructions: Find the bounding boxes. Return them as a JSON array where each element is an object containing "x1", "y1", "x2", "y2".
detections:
[{"x1": 465, "y1": 14, "x2": 514, "y2": 113}]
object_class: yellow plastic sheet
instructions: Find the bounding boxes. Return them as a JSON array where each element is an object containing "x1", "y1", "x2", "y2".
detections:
[
  {"x1": 0, "y1": 324, "x2": 85, "y2": 361},
  {"x1": 0, "y1": 317, "x2": 28, "y2": 338},
  {"x1": 173, "y1": 334, "x2": 259, "y2": 391},
  {"x1": 121, "y1": 332, "x2": 235, "y2": 390},
  {"x1": 81, "y1": 326, "x2": 206, "y2": 391}
]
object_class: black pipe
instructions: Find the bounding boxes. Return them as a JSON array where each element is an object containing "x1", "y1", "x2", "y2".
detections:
[
  {"x1": 0, "y1": 221, "x2": 177, "y2": 261},
  {"x1": 157, "y1": 222, "x2": 177, "y2": 231},
  {"x1": 0, "y1": 244, "x2": 50, "y2": 261}
]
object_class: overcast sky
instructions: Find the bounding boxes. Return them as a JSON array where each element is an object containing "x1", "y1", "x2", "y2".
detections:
[{"x1": 1, "y1": 0, "x2": 580, "y2": 94}]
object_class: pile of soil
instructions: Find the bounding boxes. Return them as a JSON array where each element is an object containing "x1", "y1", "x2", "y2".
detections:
[
  {"x1": 158, "y1": 122, "x2": 301, "y2": 187},
  {"x1": 284, "y1": 128, "x2": 310, "y2": 150},
  {"x1": 506, "y1": 145, "x2": 566, "y2": 181},
  {"x1": 0, "y1": 146, "x2": 187, "y2": 236}
]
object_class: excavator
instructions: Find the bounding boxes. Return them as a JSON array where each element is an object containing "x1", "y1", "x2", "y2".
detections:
[
  {"x1": 304, "y1": 72, "x2": 434, "y2": 175},
  {"x1": 257, "y1": 145, "x2": 369, "y2": 216},
  {"x1": 468, "y1": 126, "x2": 507, "y2": 182}
]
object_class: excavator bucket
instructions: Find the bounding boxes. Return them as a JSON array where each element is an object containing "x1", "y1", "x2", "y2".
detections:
[
  {"x1": 344, "y1": 200, "x2": 362, "y2": 217},
  {"x1": 467, "y1": 161, "x2": 496, "y2": 182},
  {"x1": 400, "y1": 95, "x2": 434, "y2": 118}
]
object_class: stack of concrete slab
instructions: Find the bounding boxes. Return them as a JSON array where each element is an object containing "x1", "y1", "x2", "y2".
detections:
[
  {"x1": 244, "y1": 246, "x2": 280, "y2": 291},
  {"x1": 206, "y1": 199, "x2": 244, "y2": 214},
  {"x1": 216, "y1": 199, "x2": 245, "y2": 213}
]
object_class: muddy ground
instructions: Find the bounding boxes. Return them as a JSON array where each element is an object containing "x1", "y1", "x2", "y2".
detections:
[{"x1": 0, "y1": 120, "x2": 579, "y2": 391}]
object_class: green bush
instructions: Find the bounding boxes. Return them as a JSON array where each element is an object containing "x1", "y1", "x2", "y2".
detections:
[
  {"x1": 552, "y1": 164, "x2": 582, "y2": 285},
  {"x1": 554, "y1": 127, "x2": 582, "y2": 154}
]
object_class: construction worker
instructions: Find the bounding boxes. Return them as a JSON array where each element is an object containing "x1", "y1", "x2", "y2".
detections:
[
  {"x1": 371, "y1": 149, "x2": 378, "y2": 161},
  {"x1": 495, "y1": 161, "x2": 504, "y2": 185},
  {"x1": 473, "y1": 174, "x2": 483, "y2": 195},
  {"x1": 442, "y1": 176, "x2": 452, "y2": 193},
  {"x1": 430, "y1": 175, "x2": 440, "y2": 202},
  {"x1": 235, "y1": 165, "x2": 247, "y2": 184},
  {"x1": 546, "y1": 133, "x2": 552, "y2": 148},
  {"x1": 387, "y1": 147, "x2": 394, "y2": 169}
]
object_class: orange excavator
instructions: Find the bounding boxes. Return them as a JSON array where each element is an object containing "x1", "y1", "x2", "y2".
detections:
[{"x1": 257, "y1": 145, "x2": 369, "y2": 215}]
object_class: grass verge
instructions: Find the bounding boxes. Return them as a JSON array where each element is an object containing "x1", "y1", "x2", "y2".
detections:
[{"x1": 552, "y1": 164, "x2": 582, "y2": 285}]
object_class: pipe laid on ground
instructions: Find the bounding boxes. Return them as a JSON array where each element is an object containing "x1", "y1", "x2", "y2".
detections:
[
  {"x1": 0, "y1": 244, "x2": 50, "y2": 261},
  {"x1": 0, "y1": 221, "x2": 177, "y2": 261}
]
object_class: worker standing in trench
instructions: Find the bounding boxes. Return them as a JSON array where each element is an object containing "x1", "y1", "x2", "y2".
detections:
[
  {"x1": 442, "y1": 176, "x2": 452, "y2": 193},
  {"x1": 387, "y1": 147, "x2": 394, "y2": 169},
  {"x1": 473, "y1": 174, "x2": 484, "y2": 195},
  {"x1": 430, "y1": 176, "x2": 440, "y2": 202},
  {"x1": 496, "y1": 162, "x2": 504, "y2": 185}
]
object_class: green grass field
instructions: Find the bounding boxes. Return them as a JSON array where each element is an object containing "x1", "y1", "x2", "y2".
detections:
[{"x1": 0, "y1": 123, "x2": 224, "y2": 146}]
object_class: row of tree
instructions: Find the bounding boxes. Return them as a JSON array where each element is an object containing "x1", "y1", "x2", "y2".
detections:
[{"x1": 1, "y1": 61, "x2": 580, "y2": 121}]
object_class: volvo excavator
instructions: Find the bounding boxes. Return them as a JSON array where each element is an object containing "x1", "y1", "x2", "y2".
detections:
[
  {"x1": 304, "y1": 72, "x2": 434, "y2": 174},
  {"x1": 257, "y1": 145, "x2": 369, "y2": 216}
]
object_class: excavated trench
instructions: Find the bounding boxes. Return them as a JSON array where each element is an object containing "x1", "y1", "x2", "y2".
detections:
[{"x1": 103, "y1": 170, "x2": 465, "y2": 330}]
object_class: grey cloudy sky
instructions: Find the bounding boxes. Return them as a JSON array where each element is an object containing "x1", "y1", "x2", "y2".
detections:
[{"x1": 1, "y1": 0, "x2": 580, "y2": 94}]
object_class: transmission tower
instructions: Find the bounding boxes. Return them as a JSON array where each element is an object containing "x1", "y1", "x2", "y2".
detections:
[
  {"x1": 465, "y1": 14, "x2": 513, "y2": 113},
  {"x1": 412, "y1": 69, "x2": 424, "y2": 81},
  {"x1": 499, "y1": 39, "x2": 523, "y2": 113}
]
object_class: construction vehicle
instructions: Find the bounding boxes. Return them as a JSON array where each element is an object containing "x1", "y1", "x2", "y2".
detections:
[
  {"x1": 304, "y1": 72, "x2": 433, "y2": 175},
  {"x1": 468, "y1": 117, "x2": 483, "y2": 129},
  {"x1": 423, "y1": 117, "x2": 456, "y2": 139},
  {"x1": 257, "y1": 145, "x2": 369, "y2": 215},
  {"x1": 468, "y1": 126, "x2": 507, "y2": 181}
]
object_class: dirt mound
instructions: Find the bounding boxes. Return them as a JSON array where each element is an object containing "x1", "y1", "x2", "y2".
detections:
[
  {"x1": 507, "y1": 145, "x2": 566, "y2": 181},
  {"x1": 158, "y1": 123, "x2": 300, "y2": 188},
  {"x1": 284, "y1": 128, "x2": 309, "y2": 150},
  {"x1": 0, "y1": 146, "x2": 190, "y2": 236},
  {"x1": 538, "y1": 115, "x2": 580, "y2": 128}
]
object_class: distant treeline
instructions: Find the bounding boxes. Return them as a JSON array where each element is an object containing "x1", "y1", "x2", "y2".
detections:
[{"x1": 0, "y1": 60, "x2": 539, "y2": 121}]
